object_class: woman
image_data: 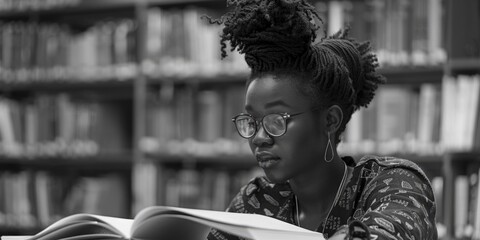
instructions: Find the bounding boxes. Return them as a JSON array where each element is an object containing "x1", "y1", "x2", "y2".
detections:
[{"x1": 206, "y1": 0, "x2": 437, "y2": 239}]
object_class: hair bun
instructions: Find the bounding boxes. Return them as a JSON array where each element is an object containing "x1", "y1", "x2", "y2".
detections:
[
  {"x1": 206, "y1": 0, "x2": 323, "y2": 72},
  {"x1": 320, "y1": 29, "x2": 386, "y2": 109}
]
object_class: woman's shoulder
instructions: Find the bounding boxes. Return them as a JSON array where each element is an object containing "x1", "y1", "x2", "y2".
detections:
[{"x1": 353, "y1": 155, "x2": 430, "y2": 182}]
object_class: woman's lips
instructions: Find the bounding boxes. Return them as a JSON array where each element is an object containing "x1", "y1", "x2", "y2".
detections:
[{"x1": 256, "y1": 152, "x2": 280, "y2": 168}]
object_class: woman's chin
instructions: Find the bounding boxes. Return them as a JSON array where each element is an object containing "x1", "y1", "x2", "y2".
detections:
[{"x1": 262, "y1": 170, "x2": 289, "y2": 184}]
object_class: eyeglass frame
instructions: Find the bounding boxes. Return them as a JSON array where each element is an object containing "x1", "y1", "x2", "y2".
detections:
[{"x1": 231, "y1": 111, "x2": 309, "y2": 139}]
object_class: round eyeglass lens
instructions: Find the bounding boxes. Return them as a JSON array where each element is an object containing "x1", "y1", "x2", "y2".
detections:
[
  {"x1": 235, "y1": 115, "x2": 256, "y2": 138},
  {"x1": 263, "y1": 114, "x2": 286, "y2": 136}
]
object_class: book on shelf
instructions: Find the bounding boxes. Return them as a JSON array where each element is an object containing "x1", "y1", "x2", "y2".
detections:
[
  {"x1": 473, "y1": 168, "x2": 480, "y2": 239},
  {"x1": 466, "y1": 168, "x2": 479, "y2": 239},
  {"x1": 1, "y1": 206, "x2": 326, "y2": 240},
  {"x1": 196, "y1": 89, "x2": 223, "y2": 142},
  {"x1": 375, "y1": 86, "x2": 415, "y2": 144},
  {"x1": 454, "y1": 175, "x2": 469, "y2": 239},
  {"x1": 417, "y1": 84, "x2": 442, "y2": 150}
]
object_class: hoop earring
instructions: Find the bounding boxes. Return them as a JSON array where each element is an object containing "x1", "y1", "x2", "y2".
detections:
[{"x1": 324, "y1": 132, "x2": 334, "y2": 162}]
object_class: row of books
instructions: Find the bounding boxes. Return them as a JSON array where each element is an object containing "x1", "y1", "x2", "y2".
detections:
[
  {"x1": 0, "y1": 0, "x2": 79, "y2": 12},
  {"x1": 0, "y1": 0, "x2": 448, "y2": 83},
  {"x1": 145, "y1": 85, "x2": 245, "y2": 144},
  {"x1": 0, "y1": 171, "x2": 129, "y2": 230},
  {"x1": 340, "y1": 83, "x2": 442, "y2": 156},
  {"x1": 0, "y1": 94, "x2": 130, "y2": 157},
  {"x1": 143, "y1": 78, "x2": 479, "y2": 158},
  {"x1": 452, "y1": 168, "x2": 480, "y2": 239},
  {"x1": 336, "y1": 0, "x2": 446, "y2": 66},
  {"x1": 0, "y1": 7, "x2": 249, "y2": 83},
  {"x1": 342, "y1": 75, "x2": 480, "y2": 155},
  {"x1": 441, "y1": 75, "x2": 480, "y2": 152},
  {"x1": 143, "y1": 7, "x2": 248, "y2": 78},
  {"x1": 0, "y1": 20, "x2": 137, "y2": 82},
  {"x1": 155, "y1": 166, "x2": 262, "y2": 211}
]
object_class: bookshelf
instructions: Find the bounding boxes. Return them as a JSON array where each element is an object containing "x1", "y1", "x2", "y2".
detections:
[
  {"x1": 0, "y1": 0, "x2": 479, "y2": 239},
  {"x1": 0, "y1": 0, "x2": 140, "y2": 235}
]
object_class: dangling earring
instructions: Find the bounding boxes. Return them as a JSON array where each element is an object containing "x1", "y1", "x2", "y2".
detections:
[{"x1": 324, "y1": 132, "x2": 334, "y2": 162}]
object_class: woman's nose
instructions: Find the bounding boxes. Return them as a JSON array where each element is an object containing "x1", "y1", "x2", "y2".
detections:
[{"x1": 251, "y1": 123, "x2": 274, "y2": 147}]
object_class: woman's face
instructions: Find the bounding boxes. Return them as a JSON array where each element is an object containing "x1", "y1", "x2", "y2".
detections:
[{"x1": 245, "y1": 74, "x2": 327, "y2": 183}]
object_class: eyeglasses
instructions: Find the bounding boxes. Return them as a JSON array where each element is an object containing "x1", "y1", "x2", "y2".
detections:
[{"x1": 231, "y1": 112, "x2": 307, "y2": 139}]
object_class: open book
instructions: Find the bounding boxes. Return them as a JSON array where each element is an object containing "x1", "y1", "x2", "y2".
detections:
[{"x1": 2, "y1": 206, "x2": 326, "y2": 240}]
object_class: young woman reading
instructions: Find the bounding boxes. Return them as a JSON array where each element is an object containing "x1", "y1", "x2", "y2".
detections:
[{"x1": 205, "y1": 0, "x2": 437, "y2": 239}]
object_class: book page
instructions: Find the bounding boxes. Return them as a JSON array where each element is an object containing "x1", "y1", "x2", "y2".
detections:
[
  {"x1": 132, "y1": 214, "x2": 324, "y2": 240},
  {"x1": 132, "y1": 206, "x2": 325, "y2": 240},
  {"x1": 1, "y1": 237, "x2": 31, "y2": 240},
  {"x1": 92, "y1": 215, "x2": 135, "y2": 237},
  {"x1": 131, "y1": 214, "x2": 212, "y2": 240},
  {"x1": 36, "y1": 214, "x2": 133, "y2": 238}
]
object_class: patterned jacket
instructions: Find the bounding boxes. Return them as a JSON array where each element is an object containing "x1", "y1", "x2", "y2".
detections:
[{"x1": 207, "y1": 155, "x2": 437, "y2": 240}]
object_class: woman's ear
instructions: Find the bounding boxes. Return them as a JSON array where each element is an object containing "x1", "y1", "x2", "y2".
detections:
[{"x1": 325, "y1": 105, "x2": 343, "y2": 133}]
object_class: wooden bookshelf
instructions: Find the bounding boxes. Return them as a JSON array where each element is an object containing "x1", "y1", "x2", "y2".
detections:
[
  {"x1": 0, "y1": 79, "x2": 133, "y2": 94},
  {"x1": 146, "y1": 152, "x2": 255, "y2": 169},
  {"x1": 0, "y1": 0, "x2": 221, "y2": 17},
  {"x1": 446, "y1": 58, "x2": 480, "y2": 76},
  {"x1": 448, "y1": 58, "x2": 480, "y2": 70},
  {"x1": 0, "y1": 153, "x2": 132, "y2": 171},
  {"x1": 146, "y1": 73, "x2": 249, "y2": 85},
  {"x1": 379, "y1": 66, "x2": 444, "y2": 85},
  {"x1": 0, "y1": 0, "x2": 140, "y2": 228}
]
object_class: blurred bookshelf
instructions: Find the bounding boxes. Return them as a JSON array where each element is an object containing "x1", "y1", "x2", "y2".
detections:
[{"x1": 0, "y1": 0, "x2": 479, "y2": 239}]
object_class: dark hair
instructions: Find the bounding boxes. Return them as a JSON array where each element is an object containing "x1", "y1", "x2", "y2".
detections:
[{"x1": 206, "y1": 0, "x2": 386, "y2": 143}]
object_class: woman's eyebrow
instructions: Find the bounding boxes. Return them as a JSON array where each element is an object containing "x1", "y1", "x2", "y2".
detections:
[
  {"x1": 244, "y1": 99, "x2": 292, "y2": 113},
  {"x1": 264, "y1": 99, "x2": 292, "y2": 108}
]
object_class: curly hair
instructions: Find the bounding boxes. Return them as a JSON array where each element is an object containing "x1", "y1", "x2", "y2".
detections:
[{"x1": 207, "y1": 0, "x2": 386, "y2": 143}]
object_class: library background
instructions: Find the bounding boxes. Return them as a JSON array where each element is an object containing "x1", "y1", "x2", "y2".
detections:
[{"x1": 0, "y1": 0, "x2": 478, "y2": 239}]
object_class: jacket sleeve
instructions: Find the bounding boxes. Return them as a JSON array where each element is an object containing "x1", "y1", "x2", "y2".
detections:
[{"x1": 355, "y1": 167, "x2": 438, "y2": 240}]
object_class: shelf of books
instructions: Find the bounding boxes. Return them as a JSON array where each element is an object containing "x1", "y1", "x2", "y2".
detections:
[
  {"x1": 0, "y1": 0, "x2": 142, "y2": 236},
  {"x1": 440, "y1": 0, "x2": 480, "y2": 238}
]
